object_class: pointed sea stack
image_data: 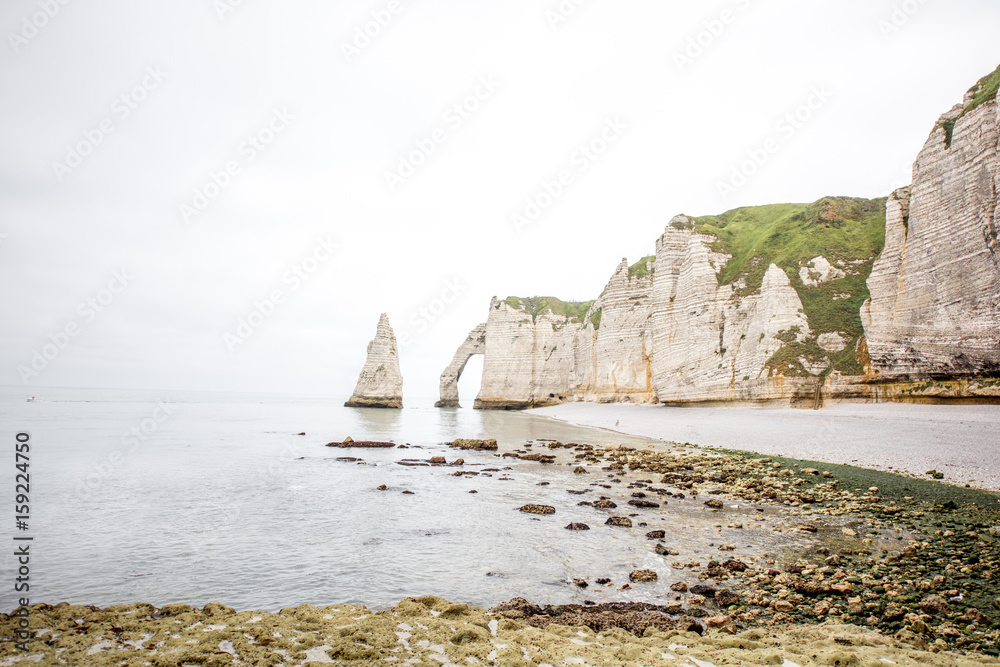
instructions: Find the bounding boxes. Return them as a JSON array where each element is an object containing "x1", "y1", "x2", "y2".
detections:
[{"x1": 345, "y1": 313, "x2": 403, "y2": 409}]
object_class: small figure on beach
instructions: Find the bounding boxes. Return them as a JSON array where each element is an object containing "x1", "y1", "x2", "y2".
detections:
[{"x1": 615, "y1": 419, "x2": 619, "y2": 426}]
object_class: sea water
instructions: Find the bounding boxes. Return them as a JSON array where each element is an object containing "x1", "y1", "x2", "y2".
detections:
[{"x1": 0, "y1": 386, "x2": 703, "y2": 612}]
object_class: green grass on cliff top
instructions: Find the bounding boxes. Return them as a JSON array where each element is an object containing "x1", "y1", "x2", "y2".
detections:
[
  {"x1": 688, "y1": 196, "x2": 886, "y2": 294},
  {"x1": 689, "y1": 196, "x2": 887, "y2": 376},
  {"x1": 962, "y1": 63, "x2": 1000, "y2": 118},
  {"x1": 628, "y1": 256, "x2": 656, "y2": 279},
  {"x1": 504, "y1": 296, "x2": 594, "y2": 323}
]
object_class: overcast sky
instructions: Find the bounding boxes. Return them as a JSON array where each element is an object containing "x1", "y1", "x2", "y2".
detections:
[{"x1": 1, "y1": 0, "x2": 997, "y2": 404}]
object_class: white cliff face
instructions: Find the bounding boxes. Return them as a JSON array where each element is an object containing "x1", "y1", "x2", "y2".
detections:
[
  {"x1": 451, "y1": 245, "x2": 814, "y2": 407},
  {"x1": 345, "y1": 313, "x2": 403, "y2": 409},
  {"x1": 442, "y1": 68, "x2": 1000, "y2": 408},
  {"x1": 650, "y1": 221, "x2": 812, "y2": 402},
  {"x1": 474, "y1": 299, "x2": 581, "y2": 409},
  {"x1": 435, "y1": 324, "x2": 486, "y2": 408},
  {"x1": 578, "y1": 259, "x2": 656, "y2": 404},
  {"x1": 862, "y1": 79, "x2": 1000, "y2": 379}
]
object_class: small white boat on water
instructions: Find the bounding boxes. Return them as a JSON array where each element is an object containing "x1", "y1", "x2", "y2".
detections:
[{"x1": 26, "y1": 397, "x2": 38, "y2": 402}]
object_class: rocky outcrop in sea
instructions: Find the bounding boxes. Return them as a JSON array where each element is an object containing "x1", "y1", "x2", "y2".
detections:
[{"x1": 345, "y1": 313, "x2": 404, "y2": 409}]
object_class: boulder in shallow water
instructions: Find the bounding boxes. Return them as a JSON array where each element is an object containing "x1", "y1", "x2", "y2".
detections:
[
  {"x1": 565, "y1": 523, "x2": 590, "y2": 530},
  {"x1": 629, "y1": 569, "x2": 658, "y2": 583},
  {"x1": 519, "y1": 504, "x2": 555, "y2": 515},
  {"x1": 448, "y1": 438, "x2": 499, "y2": 450},
  {"x1": 605, "y1": 516, "x2": 632, "y2": 527}
]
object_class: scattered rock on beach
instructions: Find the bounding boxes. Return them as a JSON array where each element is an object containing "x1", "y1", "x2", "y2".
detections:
[
  {"x1": 704, "y1": 499, "x2": 724, "y2": 509},
  {"x1": 448, "y1": 439, "x2": 498, "y2": 451},
  {"x1": 605, "y1": 516, "x2": 632, "y2": 527},
  {"x1": 519, "y1": 504, "x2": 555, "y2": 515},
  {"x1": 565, "y1": 523, "x2": 590, "y2": 530},
  {"x1": 629, "y1": 569, "x2": 658, "y2": 583},
  {"x1": 327, "y1": 440, "x2": 395, "y2": 448},
  {"x1": 920, "y1": 595, "x2": 950, "y2": 615},
  {"x1": 646, "y1": 530, "x2": 666, "y2": 540},
  {"x1": 592, "y1": 499, "x2": 618, "y2": 509}
]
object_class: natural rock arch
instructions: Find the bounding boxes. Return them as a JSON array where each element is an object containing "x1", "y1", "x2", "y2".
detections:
[{"x1": 435, "y1": 323, "x2": 487, "y2": 408}]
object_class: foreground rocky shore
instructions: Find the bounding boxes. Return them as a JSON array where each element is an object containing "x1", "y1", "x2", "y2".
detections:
[
  {"x1": 1, "y1": 594, "x2": 995, "y2": 666},
  {"x1": 4, "y1": 435, "x2": 998, "y2": 664}
]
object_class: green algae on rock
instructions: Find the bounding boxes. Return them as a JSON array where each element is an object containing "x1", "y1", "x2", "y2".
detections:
[{"x1": 2, "y1": 595, "x2": 996, "y2": 666}]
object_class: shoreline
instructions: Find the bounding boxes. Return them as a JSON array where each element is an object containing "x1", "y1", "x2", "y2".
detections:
[
  {"x1": 5, "y1": 427, "x2": 1000, "y2": 663},
  {"x1": 527, "y1": 401, "x2": 1000, "y2": 491},
  {"x1": 3, "y1": 596, "x2": 996, "y2": 666}
]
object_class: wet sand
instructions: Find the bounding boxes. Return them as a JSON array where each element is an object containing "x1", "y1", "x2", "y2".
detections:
[{"x1": 528, "y1": 402, "x2": 1000, "y2": 490}]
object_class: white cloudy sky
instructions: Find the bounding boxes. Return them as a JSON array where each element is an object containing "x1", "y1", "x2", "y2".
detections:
[{"x1": 1, "y1": 0, "x2": 997, "y2": 404}]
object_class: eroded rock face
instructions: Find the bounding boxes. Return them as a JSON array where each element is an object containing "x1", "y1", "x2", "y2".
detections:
[
  {"x1": 650, "y1": 225, "x2": 811, "y2": 403},
  {"x1": 441, "y1": 67, "x2": 1000, "y2": 407},
  {"x1": 345, "y1": 313, "x2": 403, "y2": 409},
  {"x1": 474, "y1": 298, "x2": 582, "y2": 409},
  {"x1": 578, "y1": 258, "x2": 657, "y2": 404},
  {"x1": 862, "y1": 77, "x2": 1000, "y2": 380},
  {"x1": 436, "y1": 323, "x2": 486, "y2": 408},
  {"x1": 444, "y1": 230, "x2": 820, "y2": 408}
]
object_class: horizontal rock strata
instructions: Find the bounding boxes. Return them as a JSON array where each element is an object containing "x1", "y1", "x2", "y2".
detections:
[{"x1": 345, "y1": 313, "x2": 403, "y2": 409}]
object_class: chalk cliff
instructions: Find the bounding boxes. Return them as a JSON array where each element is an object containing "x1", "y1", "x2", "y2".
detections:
[
  {"x1": 862, "y1": 66, "x2": 1000, "y2": 382},
  {"x1": 345, "y1": 313, "x2": 403, "y2": 409},
  {"x1": 435, "y1": 323, "x2": 486, "y2": 408},
  {"x1": 440, "y1": 65, "x2": 1000, "y2": 408},
  {"x1": 649, "y1": 222, "x2": 813, "y2": 403},
  {"x1": 577, "y1": 258, "x2": 657, "y2": 404},
  {"x1": 440, "y1": 198, "x2": 885, "y2": 408}
]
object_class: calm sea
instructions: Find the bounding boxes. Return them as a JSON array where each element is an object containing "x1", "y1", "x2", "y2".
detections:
[{"x1": 0, "y1": 386, "x2": 704, "y2": 613}]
